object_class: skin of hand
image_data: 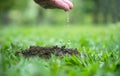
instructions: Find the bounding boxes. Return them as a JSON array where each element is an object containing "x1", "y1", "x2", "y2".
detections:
[{"x1": 34, "y1": 0, "x2": 73, "y2": 11}]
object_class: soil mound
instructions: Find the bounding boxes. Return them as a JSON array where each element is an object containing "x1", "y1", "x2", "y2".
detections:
[{"x1": 15, "y1": 45, "x2": 79, "y2": 58}]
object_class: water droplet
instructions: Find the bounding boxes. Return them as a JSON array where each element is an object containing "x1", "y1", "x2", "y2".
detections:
[{"x1": 66, "y1": 12, "x2": 70, "y2": 27}]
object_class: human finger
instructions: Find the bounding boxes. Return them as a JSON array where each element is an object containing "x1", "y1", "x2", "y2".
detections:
[
  {"x1": 63, "y1": 0, "x2": 73, "y2": 9},
  {"x1": 51, "y1": 0, "x2": 70, "y2": 11}
]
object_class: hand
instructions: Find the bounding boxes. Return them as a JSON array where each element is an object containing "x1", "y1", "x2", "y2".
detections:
[{"x1": 34, "y1": 0, "x2": 73, "y2": 11}]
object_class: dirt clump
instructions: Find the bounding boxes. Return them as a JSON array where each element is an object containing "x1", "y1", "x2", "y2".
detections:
[{"x1": 15, "y1": 45, "x2": 79, "y2": 58}]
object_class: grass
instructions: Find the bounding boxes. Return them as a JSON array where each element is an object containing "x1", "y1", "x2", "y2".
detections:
[{"x1": 0, "y1": 24, "x2": 120, "y2": 76}]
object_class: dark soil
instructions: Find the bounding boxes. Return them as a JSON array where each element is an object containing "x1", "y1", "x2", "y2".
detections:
[{"x1": 15, "y1": 45, "x2": 79, "y2": 58}]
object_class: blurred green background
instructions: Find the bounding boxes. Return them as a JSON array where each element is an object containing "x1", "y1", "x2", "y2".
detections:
[
  {"x1": 0, "y1": 0, "x2": 120, "y2": 76},
  {"x1": 0, "y1": 0, "x2": 120, "y2": 26}
]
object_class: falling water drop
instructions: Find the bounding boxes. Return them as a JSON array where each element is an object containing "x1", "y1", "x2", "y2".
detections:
[{"x1": 66, "y1": 12, "x2": 70, "y2": 27}]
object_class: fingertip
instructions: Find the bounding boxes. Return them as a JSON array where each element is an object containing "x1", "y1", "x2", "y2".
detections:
[
  {"x1": 69, "y1": 4, "x2": 73, "y2": 9},
  {"x1": 63, "y1": 0, "x2": 73, "y2": 9},
  {"x1": 70, "y1": 3, "x2": 73, "y2": 9},
  {"x1": 51, "y1": 0, "x2": 70, "y2": 11},
  {"x1": 64, "y1": 7, "x2": 70, "y2": 11},
  {"x1": 64, "y1": 8, "x2": 70, "y2": 11}
]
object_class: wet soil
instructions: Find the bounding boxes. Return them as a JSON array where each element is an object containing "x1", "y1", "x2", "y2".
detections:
[{"x1": 15, "y1": 45, "x2": 79, "y2": 58}]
